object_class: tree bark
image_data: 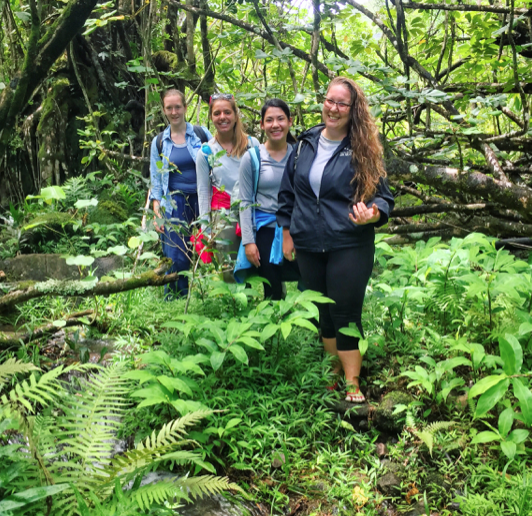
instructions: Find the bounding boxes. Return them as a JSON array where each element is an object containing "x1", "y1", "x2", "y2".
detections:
[{"x1": 0, "y1": 0, "x2": 100, "y2": 162}]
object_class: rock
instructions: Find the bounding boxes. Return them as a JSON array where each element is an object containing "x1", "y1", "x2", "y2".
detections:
[
  {"x1": 0, "y1": 254, "x2": 124, "y2": 282},
  {"x1": 377, "y1": 472, "x2": 401, "y2": 496},
  {"x1": 405, "y1": 500, "x2": 427, "y2": 516},
  {"x1": 380, "y1": 459, "x2": 404, "y2": 476},
  {"x1": 376, "y1": 442, "x2": 388, "y2": 458},
  {"x1": 374, "y1": 391, "x2": 413, "y2": 433},
  {"x1": 272, "y1": 452, "x2": 285, "y2": 468},
  {"x1": 19, "y1": 212, "x2": 76, "y2": 254},
  {"x1": 88, "y1": 200, "x2": 128, "y2": 225}
]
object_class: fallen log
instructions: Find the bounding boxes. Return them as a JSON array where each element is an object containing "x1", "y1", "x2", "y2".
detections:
[{"x1": 0, "y1": 260, "x2": 176, "y2": 314}]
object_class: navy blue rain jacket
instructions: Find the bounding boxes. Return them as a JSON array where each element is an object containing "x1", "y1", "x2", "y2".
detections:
[{"x1": 276, "y1": 124, "x2": 394, "y2": 252}]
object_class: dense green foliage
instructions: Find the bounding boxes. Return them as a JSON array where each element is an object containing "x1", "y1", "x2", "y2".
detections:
[{"x1": 2, "y1": 228, "x2": 532, "y2": 514}]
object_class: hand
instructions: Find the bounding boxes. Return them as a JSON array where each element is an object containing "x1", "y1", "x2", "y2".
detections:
[
  {"x1": 153, "y1": 212, "x2": 165, "y2": 233},
  {"x1": 245, "y1": 243, "x2": 261, "y2": 268},
  {"x1": 349, "y1": 202, "x2": 380, "y2": 225},
  {"x1": 283, "y1": 228, "x2": 296, "y2": 261},
  {"x1": 153, "y1": 201, "x2": 164, "y2": 233}
]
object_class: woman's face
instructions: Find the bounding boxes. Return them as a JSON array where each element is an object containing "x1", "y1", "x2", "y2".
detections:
[
  {"x1": 322, "y1": 84, "x2": 352, "y2": 135},
  {"x1": 163, "y1": 94, "x2": 187, "y2": 127},
  {"x1": 260, "y1": 107, "x2": 293, "y2": 143},
  {"x1": 211, "y1": 100, "x2": 237, "y2": 136}
]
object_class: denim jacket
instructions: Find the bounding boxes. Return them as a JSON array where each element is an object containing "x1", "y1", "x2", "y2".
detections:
[{"x1": 149, "y1": 123, "x2": 213, "y2": 214}]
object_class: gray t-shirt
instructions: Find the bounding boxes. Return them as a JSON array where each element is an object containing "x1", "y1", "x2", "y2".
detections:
[
  {"x1": 308, "y1": 133, "x2": 343, "y2": 197},
  {"x1": 196, "y1": 137, "x2": 260, "y2": 219},
  {"x1": 239, "y1": 144, "x2": 293, "y2": 245}
]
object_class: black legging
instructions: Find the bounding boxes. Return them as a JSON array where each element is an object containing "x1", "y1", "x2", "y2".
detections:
[
  {"x1": 255, "y1": 226, "x2": 301, "y2": 300},
  {"x1": 296, "y1": 245, "x2": 375, "y2": 351}
]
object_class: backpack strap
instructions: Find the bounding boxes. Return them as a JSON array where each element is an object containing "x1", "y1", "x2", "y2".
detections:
[
  {"x1": 193, "y1": 125, "x2": 209, "y2": 144},
  {"x1": 156, "y1": 131, "x2": 164, "y2": 155},
  {"x1": 249, "y1": 146, "x2": 261, "y2": 233},
  {"x1": 201, "y1": 143, "x2": 213, "y2": 177},
  {"x1": 293, "y1": 140, "x2": 303, "y2": 173}
]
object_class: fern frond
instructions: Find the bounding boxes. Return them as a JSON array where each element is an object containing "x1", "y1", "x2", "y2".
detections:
[
  {"x1": 405, "y1": 410, "x2": 416, "y2": 428},
  {"x1": 0, "y1": 358, "x2": 39, "y2": 388},
  {"x1": 415, "y1": 430, "x2": 434, "y2": 455},
  {"x1": 178, "y1": 475, "x2": 241, "y2": 499},
  {"x1": 425, "y1": 421, "x2": 454, "y2": 434},
  {"x1": 413, "y1": 421, "x2": 455, "y2": 456},
  {"x1": 48, "y1": 362, "x2": 132, "y2": 480},
  {"x1": 138, "y1": 410, "x2": 213, "y2": 451},
  {"x1": 468, "y1": 393, "x2": 476, "y2": 414},
  {"x1": 1, "y1": 363, "x2": 96, "y2": 417},
  {"x1": 132, "y1": 475, "x2": 240, "y2": 510}
]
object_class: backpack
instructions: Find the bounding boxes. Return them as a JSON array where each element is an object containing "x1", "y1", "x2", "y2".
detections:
[
  {"x1": 155, "y1": 125, "x2": 209, "y2": 155},
  {"x1": 246, "y1": 142, "x2": 303, "y2": 232}
]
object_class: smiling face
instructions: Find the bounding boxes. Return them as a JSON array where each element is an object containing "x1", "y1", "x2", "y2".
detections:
[
  {"x1": 322, "y1": 84, "x2": 352, "y2": 137},
  {"x1": 163, "y1": 93, "x2": 187, "y2": 128},
  {"x1": 210, "y1": 100, "x2": 237, "y2": 137},
  {"x1": 260, "y1": 106, "x2": 293, "y2": 144}
]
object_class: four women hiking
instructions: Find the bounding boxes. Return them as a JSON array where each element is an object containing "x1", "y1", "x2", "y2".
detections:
[{"x1": 149, "y1": 78, "x2": 395, "y2": 403}]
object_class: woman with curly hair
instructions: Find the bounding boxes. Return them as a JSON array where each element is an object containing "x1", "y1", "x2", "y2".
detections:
[{"x1": 277, "y1": 77, "x2": 394, "y2": 403}]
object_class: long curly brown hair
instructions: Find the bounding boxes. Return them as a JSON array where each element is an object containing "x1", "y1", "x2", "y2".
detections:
[{"x1": 327, "y1": 77, "x2": 386, "y2": 203}]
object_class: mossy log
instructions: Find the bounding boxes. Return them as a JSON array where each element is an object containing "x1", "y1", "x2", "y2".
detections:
[{"x1": 0, "y1": 260, "x2": 176, "y2": 313}]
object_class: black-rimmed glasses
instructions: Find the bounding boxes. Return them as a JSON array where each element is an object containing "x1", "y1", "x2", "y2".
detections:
[{"x1": 324, "y1": 97, "x2": 352, "y2": 110}]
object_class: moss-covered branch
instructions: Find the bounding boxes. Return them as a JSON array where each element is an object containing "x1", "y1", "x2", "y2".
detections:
[{"x1": 0, "y1": 261, "x2": 175, "y2": 313}]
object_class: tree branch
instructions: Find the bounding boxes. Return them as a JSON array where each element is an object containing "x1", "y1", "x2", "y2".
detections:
[{"x1": 401, "y1": 2, "x2": 531, "y2": 15}]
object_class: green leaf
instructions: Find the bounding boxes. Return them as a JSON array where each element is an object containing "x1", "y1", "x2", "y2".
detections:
[
  {"x1": 469, "y1": 374, "x2": 507, "y2": 398},
  {"x1": 512, "y1": 378, "x2": 532, "y2": 426},
  {"x1": 500, "y1": 441, "x2": 516, "y2": 460},
  {"x1": 128, "y1": 236, "x2": 141, "y2": 249},
  {"x1": 0, "y1": 484, "x2": 70, "y2": 511},
  {"x1": 210, "y1": 351, "x2": 226, "y2": 371},
  {"x1": 255, "y1": 49, "x2": 271, "y2": 59},
  {"x1": 339, "y1": 325, "x2": 362, "y2": 339},
  {"x1": 65, "y1": 255, "x2": 95, "y2": 267},
  {"x1": 280, "y1": 322, "x2": 292, "y2": 340},
  {"x1": 74, "y1": 198, "x2": 98, "y2": 209},
  {"x1": 107, "y1": 245, "x2": 128, "y2": 255},
  {"x1": 507, "y1": 428, "x2": 529, "y2": 444},
  {"x1": 157, "y1": 375, "x2": 193, "y2": 396},
  {"x1": 52, "y1": 320, "x2": 67, "y2": 328},
  {"x1": 139, "y1": 252, "x2": 159, "y2": 260},
  {"x1": 471, "y1": 431, "x2": 500, "y2": 444},
  {"x1": 290, "y1": 318, "x2": 318, "y2": 333},
  {"x1": 475, "y1": 379, "x2": 510, "y2": 418},
  {"x1": 359, "y1": 339, "x2": 368, "y2": 357},
  {"x1": 498, "y1": 407, "x2": 514, "y2": 438},
  {"x1": 236, "y1": 336, "x2": 264, "y2": 350},
  {"x1": 228, "y1": 344, "x2": 248, "y2": 364},
  {"x1": 225, "y1": 418, "x2": 242, "y2": 430},
  {"x1": 499, "y1": 334, "x2": 523, "y2": 375},
  {"x1": 260, "y1": 323, "x2": 279, "y2": 341}
]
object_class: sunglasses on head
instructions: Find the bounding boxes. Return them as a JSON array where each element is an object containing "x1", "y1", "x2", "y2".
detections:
[{"x1": 209, "y1": 93, "x2": 234, "y2": 104}]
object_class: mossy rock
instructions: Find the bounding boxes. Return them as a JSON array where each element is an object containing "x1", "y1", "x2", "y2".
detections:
[
  {"x1": 88, "y1": 200, "x2": 128, "y2": 225},
  {"x1": 19, "y1": 212, "x2": 77, "y2": 254},
  {"x1": 374, "y1": 391, "x2": 413, "y2": 433},
  {"x1": 98, "y1": 190, "x2": 129, "y2": 213}
]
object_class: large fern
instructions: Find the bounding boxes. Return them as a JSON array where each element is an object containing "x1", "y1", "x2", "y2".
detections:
[
  {"x1": 2, "y1": 360, "x2": 238, "y2": 516},
  {"x1": 0, "y1": 358, "x2": 39, "y2": 388}
]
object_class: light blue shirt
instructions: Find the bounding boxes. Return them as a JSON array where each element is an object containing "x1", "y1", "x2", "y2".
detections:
[{"x1": 149, "y1": 123, "x2": 213, "y2": 214}]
